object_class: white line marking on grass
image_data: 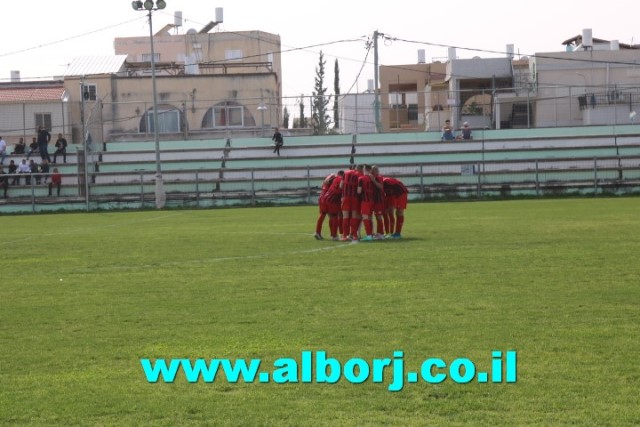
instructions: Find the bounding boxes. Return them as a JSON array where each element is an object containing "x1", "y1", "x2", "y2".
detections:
[
  {"x1": 0, "y1": 212, "x2": 185, "y2": 246},
  {"x1": 67, "y1": 241, "x2": 357, "y2": 274}
]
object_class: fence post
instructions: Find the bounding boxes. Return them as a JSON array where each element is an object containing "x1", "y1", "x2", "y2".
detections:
[
  {"x1": 140, "y1": 171, "x2": 145, "y2": 207},
  {"x1": 535, "y1": 160, "x2": 539, "y2": 196},
  {"x1": 251, "y1": 169, "x2": 256, "y2": 205},
  {"x1": 477, "y1": 163, "x2": 482, "y2": 199},
  {"x1": 593, "y1": 158, "x2": 598, "y2": 196},
  {"x1": 30, "y1": 176, "x2": 36, "y2": 214},
  {"x1": 195, "y1": 171, "x2": 200, "y2": 207},
  {"x1": 306, "y1": 166, "x2": 311, "y2": 204},
  {"x1": 420, "y1": 164, "x2": 425, "y2": 200}
]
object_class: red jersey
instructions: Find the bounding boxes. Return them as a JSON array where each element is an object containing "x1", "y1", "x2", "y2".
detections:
[
  {"x1": 383, "y1": 177, "x2": 408, "y2": 196},
  {"x1": 357, "y1": 175, "x2": 376, "y2": 203},
  {"x1": 320, "y1": 173, "x2": 337, "y2": 197},
  {"x1": 322, "y1": 175, "x2": 343, "y2": 205},
  {"x1": 373, "y1": 175, "x2": 385, "y2": 204},
  {"x1": 51, "y1": 172, "x2": 62, "y2": 185},
  {"x1": 341, "y1": 169, "x2": 361, "y2": 198}
]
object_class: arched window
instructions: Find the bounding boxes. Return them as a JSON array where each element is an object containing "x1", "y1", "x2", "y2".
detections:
[
  {"x1": 140, "y1": 104, "x2": 183, "y2": 133},
  {"x1": 202, "y1": 101, "x2": 256, "y2": 128}
]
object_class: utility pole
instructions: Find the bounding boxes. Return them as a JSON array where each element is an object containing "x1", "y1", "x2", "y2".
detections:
[{"x1": 373, "y1": 30, "x2": 382, "y2": 133}]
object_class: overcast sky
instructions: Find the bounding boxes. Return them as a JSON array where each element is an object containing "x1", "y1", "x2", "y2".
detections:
[{"x1": 1, "y1": 0, "x2": 638, "y2": 104}]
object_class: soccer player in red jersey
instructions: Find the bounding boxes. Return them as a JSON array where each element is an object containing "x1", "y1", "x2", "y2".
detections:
[
  {"x1": 318, "y1": 170, "x2": 344, "y2": 240},
  {"x1": 340, "y1": 164, "x2": 363, "y2": 241},
  {"x1": 357, "y1": 165, "x2": 377, "y2": 241},
  {"x1": 315, "y1": 171, "x2": 340, "y2": 240},
  {"x1": 370, "y1": 165, "x2": 387, "y2": 238},
  {"x1": 383, "y1": 176, "x2": 409, "y2": 238}
]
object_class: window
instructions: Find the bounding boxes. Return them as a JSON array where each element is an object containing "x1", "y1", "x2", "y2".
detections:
[
  {"x1": 225, "y1": 49, "x2": 243, "y2": 60},
  {"x1": 202, "y1": 102, "x2": 252, "y2": 128},
  {"x1": 147, "y1": 109, "x2": 181, "y2": 133},
  {"x1": 214, "y1": 105, "x2": 244, "y2": 127},
  {"x1": 141, "y1": 53, "x2": 160, "y2": 62},
  {"x1": 35, "y1": 113, "x2": 52, "y2": 131},
  {"x1": 389, "y1": 92, "x2": 417, "y2": 108},
  {"x1": 82, "y1": 84, "x2": 97, "y2": 101}
]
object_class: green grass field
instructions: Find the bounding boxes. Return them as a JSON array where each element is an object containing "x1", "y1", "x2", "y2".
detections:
[{"x1": 1, "y1": 198, "x2": 639, "y2": 426}]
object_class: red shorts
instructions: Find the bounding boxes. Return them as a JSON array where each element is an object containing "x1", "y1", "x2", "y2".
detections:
[
  {"x1": 391, "y1": 194, "x2": 408, "y2": 210},
  {"x1": 326, "y1": 200, "x2": 341, "y2": 215},
  {"x1": 318, "y1": 196, "x2": 328, "y2": 213},
  {"x1": 341, "y1": 196, "x2": 361, "y2": 213},
  {"x1": 360, "y1": 201, "x2": 374, "y2": 216},
  {"x1": 384, "y1": 197, "x2": 393, "y2": 211},
  {"x1": 373, "y1": 202, "x2": 385, "y2": 214}
]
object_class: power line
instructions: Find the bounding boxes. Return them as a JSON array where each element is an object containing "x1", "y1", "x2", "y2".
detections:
[{"x1": 0, "y1": 16, "x2": 144, "y2": 59}]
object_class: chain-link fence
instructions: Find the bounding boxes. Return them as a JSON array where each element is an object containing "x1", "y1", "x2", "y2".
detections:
[{"x1": 3, "y1": 154, "x2": 639, "y2": 214}]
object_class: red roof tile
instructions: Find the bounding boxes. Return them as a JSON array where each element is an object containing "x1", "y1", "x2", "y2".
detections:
[{"x1": 0, "y1": 87, "x2": 66, "y2": 103}]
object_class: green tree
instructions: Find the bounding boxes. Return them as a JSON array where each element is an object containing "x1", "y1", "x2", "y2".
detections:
[
  {"x1": 297, "y1": 94, "x2": 306, "y2": 128},
  {"x1": 333, "y1": 59, "x2": 340, "y2": 129},
  {"x1": 312, "y1": 51, "x2": 331, "y2": 135}
]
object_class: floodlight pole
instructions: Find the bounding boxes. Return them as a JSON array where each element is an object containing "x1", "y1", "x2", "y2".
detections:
[{"x1": 132, "y1": 0, "x2": 166, "y2": 208}]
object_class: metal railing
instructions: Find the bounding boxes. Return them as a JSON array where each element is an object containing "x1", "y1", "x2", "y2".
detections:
[{"x1": 2, "y1": 155, "x2": 639, "y2": 214}]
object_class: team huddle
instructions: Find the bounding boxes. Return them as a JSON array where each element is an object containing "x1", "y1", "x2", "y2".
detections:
[{"x1": 314, "y1": 164, "x2": 408, "y2": 241}]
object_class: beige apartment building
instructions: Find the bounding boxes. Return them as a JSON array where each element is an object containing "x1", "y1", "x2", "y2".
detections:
[
  {"x1": 379, "y1": 61, "x2": 447, "y2": 132},
  {"x1": 60, "y1": 20, "x2": 283, "y2": 144},
  {"x1": 377, "y1": 31, "x2": 640, "y2": 133}
]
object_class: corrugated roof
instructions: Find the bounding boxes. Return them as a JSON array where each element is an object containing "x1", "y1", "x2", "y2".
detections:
[
  {"x1": 0, "y1": 86, "x2": 66, "y2": 103},
  {"x1": 63, "y1": 55, "x2": 128, "y2": 76}
]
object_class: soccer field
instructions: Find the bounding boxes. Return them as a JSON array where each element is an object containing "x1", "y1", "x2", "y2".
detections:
[{"x1": 1, "y1": 198, "x2": 639, "y2": 426}]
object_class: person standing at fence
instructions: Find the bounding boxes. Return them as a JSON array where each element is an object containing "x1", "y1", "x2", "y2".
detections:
[
  {"x1": 49, "y1": 168, "x2": 62, "y2": 196},
  {"x1": 53, "y1": 133, "x2": 67, "y2": 163},
  {"x1": 272, "y1": 127, "x2": 284, "y2": 156},
  {"x1": 37, "y1": 126, "x2": 51, "y2": 162},
  {"x1": 0, "y1": 136, "x2": 7, "y2": 164},
  {"x1": 0, "y1": 165, "x2": 8, "y2": 198}
]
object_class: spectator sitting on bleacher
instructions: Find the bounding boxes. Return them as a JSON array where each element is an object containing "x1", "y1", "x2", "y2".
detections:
[
  {"x1": 441, "y1": 120, "x2": 455, "y2": 141},
  {"x1": 13, "y1": 138, "x2": 26, "y2": 155},
  {"x1": 460, "y1": 122, "x2": 473, "y2": 140},
  {"x1": 49, "y1": 168, "x2": 62, "y2": 196},
  {"x1": 8, "y1": 160, "x2": 18, "y2": 185},
  {"x1": 0, "y1": 165, "x2": 8, "y2": 198},
  {"x1": 29, "y1": 159, "x2": 39, "y2": 185},
  {"x1": 40, "y1": 159, "x2": 50, "y2": 184},
  {"x1": 17, "y1": 159, "x2": 31, "y2": 185},
  {"x1": 26, "y1": 137, "x2": 38, "y2": 160}
]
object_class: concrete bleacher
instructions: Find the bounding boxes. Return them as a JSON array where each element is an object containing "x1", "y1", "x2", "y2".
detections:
[{"x1": 2, "y1": 124, "x2": 640, "y2": 213}]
